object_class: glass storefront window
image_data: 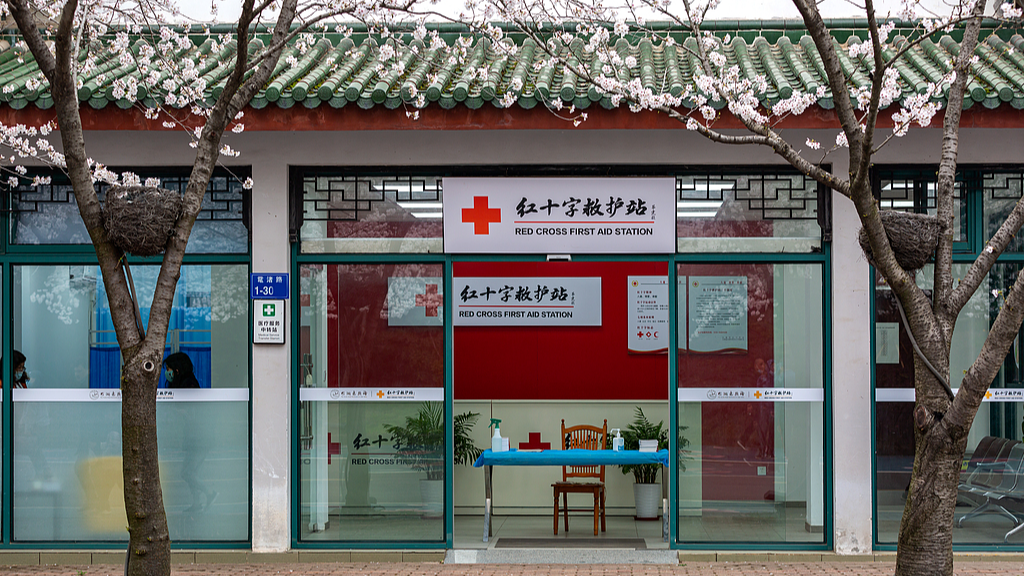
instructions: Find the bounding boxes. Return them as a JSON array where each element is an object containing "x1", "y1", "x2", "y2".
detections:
[
  {"x1": 10, "y1": 172, "x2": 248, "y2": 254},
  {"x1": 676, "y1": 262, "x2": 825, "y2": 543},
  {"x1": 11, "y1": 264, "x2": 249, "y2": 542},
  {"x1": 874, "y1": 264, "x2": 1024, "y2": 544},
  {"x1": 298, "y1": 263, "x2": 445, "y2": 542},
  {"x1": 299, "y1": 174, "x2": 443, "y2": 254},
  {"x1": 676, "y1": 174, "x2": 821, "y2": 253}
]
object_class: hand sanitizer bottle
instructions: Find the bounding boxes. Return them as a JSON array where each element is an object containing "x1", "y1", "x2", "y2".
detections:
[
  {"x1": 611, "y1": 428, "x2": 624, "y2": 451},
  {"x1": 490, "y1": 418, "x2": 503, "y2": 453}
]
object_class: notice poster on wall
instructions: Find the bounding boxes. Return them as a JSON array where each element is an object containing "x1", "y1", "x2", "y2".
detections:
[
  {"x1": 453, "y1": 276, "x2": 601, "y2": 326},
  {"x1": 627, "y1": 276, "x2": 669, "y2": 354},
  {"x1": 677, "y1": 276, "x2": 688, "y2": 352},
  {"x1": 688, "y1": 276, "x2": 748, "y2": 354}
]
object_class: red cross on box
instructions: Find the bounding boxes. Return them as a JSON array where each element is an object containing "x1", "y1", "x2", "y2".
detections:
[
  {"x1": 462, "y1": 196, "x2": 501, "y2": 235},
  {"x1": 519, "y1": 432, "x2": 551, "y2": 450},
  {"x1": 327, "y1": 433, "x2": 341, "y2": 464},
  {"x1": 415, "y1": 284, "x2": 442, "y2": 317}
]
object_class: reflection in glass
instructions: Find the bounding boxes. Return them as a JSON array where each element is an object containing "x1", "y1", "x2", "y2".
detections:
[
  {"x1": 299, "y1": 174, "x2": 444, "y2": 254},
  {"x1": 12, "y1": 264, "x2": 250, "y2": 542},
  {"x1": 9, "y1": 173, "x2": 248, "y2": 253},
  {"x1": 676, "y1": 174, "x2": 821, "y2": 253},
  {"x1": 676, "y1": 263, "x2": 825, "y2": 543},
  {"x1": 874, "y1": 264, "x2": 1024, "y2": 545},
  {"x1": 299, "y1": 263, "x2": 445, "y2": 542},
  {"x1": 985, "y1": 172, "x2": 1024, "y2": 252}
]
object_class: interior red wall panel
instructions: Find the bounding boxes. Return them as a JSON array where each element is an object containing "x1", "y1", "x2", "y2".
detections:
[{"x1": 453, "y1": 261, "x2": 669, "y2": 401}]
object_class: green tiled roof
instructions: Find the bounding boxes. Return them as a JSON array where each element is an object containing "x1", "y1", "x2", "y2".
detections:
[{"x1": 2, "y1": 24, "x2": 1024, "y2": 112}]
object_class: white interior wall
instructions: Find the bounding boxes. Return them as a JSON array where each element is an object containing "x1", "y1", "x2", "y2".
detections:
[{"x1": 452, "y1": 400, "x2": 670, "y2": 514}]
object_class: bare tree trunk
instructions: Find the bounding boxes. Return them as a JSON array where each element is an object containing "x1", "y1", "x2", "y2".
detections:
[
  {"x1": 121, "y1": 348, "x2": 171, "y2": 575},
  {"x1": 896, "y1": 349, "x2": 964, "y2": 576}
]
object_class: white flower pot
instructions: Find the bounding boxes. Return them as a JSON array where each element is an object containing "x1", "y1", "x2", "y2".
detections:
[
  {"x1": 420, "y1": 479, "x2": 444, "y2": 518},
  {"x1": 633, "y1": 482, "x2": 661, "y2": 519}
]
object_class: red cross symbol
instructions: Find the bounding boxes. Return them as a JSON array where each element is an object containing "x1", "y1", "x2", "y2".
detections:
[
  {"x1": 519, "y1": 432, "x2": 551, "y2": 450},
  {"x1": 327, "y1": 433, "x2": 341, "y2": 464},
  {"x1": 462, "y1": 196, "x2": 501, "y2": 235},
  {"x1": 637, "y1": 330, "x2": 644, "y2": 338},
  {"x1": 415, "y1": 284, "x2": 442, "y2": 317}
]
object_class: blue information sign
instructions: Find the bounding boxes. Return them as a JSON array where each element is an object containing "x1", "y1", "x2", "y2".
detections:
[{"x1": 250, "y1": 273, "x2": 289, "y2": 300}]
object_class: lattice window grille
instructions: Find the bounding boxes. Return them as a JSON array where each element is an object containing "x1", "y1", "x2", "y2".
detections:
[
  {"x1": 676, "y1": 173, "x2": 818, "y2": 220},
  {"x1": 984, "y1": 172, "x2": 1024, "y2": 201},
  {"x1": 878, "y1": 179, "x2": 917, "y2": 212},
  {"x1": 302, "y1": 175, "x2": 443, "y2": 222},
  {"x1": 8, "y1": 174, "x2": 244, "y2": 222},
  {"x1": 9, "y1": 181, "x2": 77, "y2": 213}
]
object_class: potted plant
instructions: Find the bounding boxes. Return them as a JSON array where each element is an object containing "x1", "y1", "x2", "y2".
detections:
[
  {"x1": 385, "y1": 402, "x2": 482, "y2": 517},
  {"x1": 617, "y1": 407, "x2": 688, "y2": 519}
]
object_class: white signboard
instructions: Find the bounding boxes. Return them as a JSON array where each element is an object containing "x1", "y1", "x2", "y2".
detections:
[
  {"x1": 876, "y1": 388, "x2": 1024, "y2": 402},
  {"x1": 688, "y1": 276, "x2": 748, "y2": 354},
  {"x1": 453, "y1": 277, "x2": 602, "y2": 326},
  {"x1": 13, "y1": 388, "x2": 250, "y2": 402},
  {"x1": 254, "y1": 299, "x2": 286, "y2": 344},
  {"x1": 628, "y1": 276, "x2": 669, "y2": 354},
  {"x1": 299, "y1": 387, "x2": 445, "y2": 402},
  {"x1": 678, "y1": 388, "x2": 824, "y2": 402},
  {"x1": 443, "y1": 178, "x2": 675, "y2": 253},
  {"x1": 388, "y1": 277, "x2": 444, "y2": 326}
]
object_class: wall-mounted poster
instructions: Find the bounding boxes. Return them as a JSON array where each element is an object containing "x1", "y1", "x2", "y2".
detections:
[
  {"x1": 875, "y1": 322, "x2": 900, "y2": 364},
  {"x1": 627, "y1": 276, "x2": 668, "y2": 354},
  {"x1": 453, "y1": 276, "x2": 602, "y2": 326},
  {"x1": 677, "y1": 275, "x2": 687, "y2": 352},
  {"x1": 688, "y1": 276, "x2": 748, "y2": 354}
]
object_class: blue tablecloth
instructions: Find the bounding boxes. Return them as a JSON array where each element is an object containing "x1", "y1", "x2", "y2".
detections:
[{"x1": 473, "y1": 448, "x2": 668, "y2": 467}]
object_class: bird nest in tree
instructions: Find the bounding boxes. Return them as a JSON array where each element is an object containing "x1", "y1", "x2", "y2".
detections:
[
  {"x1": 858, "y1": 211, "x2": 943, "y2": 271},
  {"x1": 103, "y1": 185, "x2": 182, "y2": 257}
]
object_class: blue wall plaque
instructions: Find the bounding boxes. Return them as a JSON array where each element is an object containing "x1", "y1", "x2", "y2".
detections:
[{"x1": 250, "y1": 273, "x2": 289, "y2": 300}]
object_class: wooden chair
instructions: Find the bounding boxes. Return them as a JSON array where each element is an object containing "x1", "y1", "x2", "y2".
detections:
[{"x1": 552, "y1": 419, "x2": 607, "y2": 535}]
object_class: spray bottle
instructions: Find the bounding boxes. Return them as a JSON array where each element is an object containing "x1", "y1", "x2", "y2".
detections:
[
  {"x1": 611, "y1": 428, "x2": 624, "y2": 451},
  {"x1": 490, "y1": 418, "x2": 504, "y2": 453}
]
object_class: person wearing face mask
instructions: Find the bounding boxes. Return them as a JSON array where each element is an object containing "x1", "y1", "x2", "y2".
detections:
[
  {"x1": 162, "y1": 352, "x2": 215, "y2": 513},
  {"x1": 164, "y1": 352, "x2": 200, "y2": 389},
  {"x1": 1, "y1": 350, "x2": 30, "y2": 388}
]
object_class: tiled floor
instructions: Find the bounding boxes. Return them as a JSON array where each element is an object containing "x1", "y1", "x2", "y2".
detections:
[{"x1": 454, "y1": 514, "x2": 668, "y2": 549}]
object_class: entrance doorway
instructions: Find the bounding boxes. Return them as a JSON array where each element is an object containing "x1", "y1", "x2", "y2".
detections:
[{"x1": 451, "y1": 260, "x2": 670, "y2": 549}]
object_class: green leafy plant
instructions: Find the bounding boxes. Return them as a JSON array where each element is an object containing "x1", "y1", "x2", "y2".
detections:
[
  {"x1": 385, "y1": 402, "x2": 482, "y2": 481},
  {"x1": 616, "y1": 407, "x2": 688, "y2": 484}
]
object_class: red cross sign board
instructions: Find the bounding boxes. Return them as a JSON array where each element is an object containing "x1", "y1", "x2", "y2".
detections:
[{"x1": 443, "y1": 177, "x2": 675, "y2": 254}]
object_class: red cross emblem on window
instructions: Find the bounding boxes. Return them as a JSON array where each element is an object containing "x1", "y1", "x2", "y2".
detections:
[
  {"x1": 462, "y1": 196, "x2": 501, "y2": 235},
  {"x1": 415, "y1": 284, "x2": 442, "y2": 317},
  {"x1": 327, "y1": 433, "x2": 341, "y2": 464}
]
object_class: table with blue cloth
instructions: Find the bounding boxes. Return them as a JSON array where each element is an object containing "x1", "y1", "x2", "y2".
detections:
[{"x1": 472, "y1": 448, "x2": 670, "y2": 542}]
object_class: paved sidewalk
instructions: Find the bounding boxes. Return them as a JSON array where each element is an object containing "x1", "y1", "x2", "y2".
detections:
[{"x1": 1, "y1": 562, "x2": 1024, "y2": 575}]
